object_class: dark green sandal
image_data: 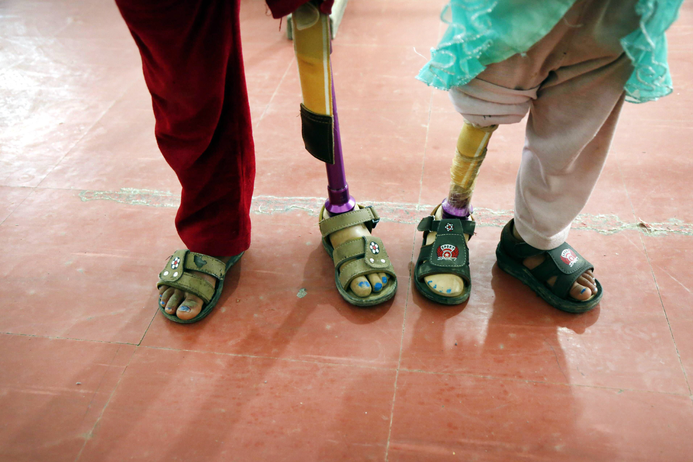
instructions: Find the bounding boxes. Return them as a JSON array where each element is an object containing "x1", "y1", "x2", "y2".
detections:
[
  {"x1": 495, "y1": 219, "x2": 602, "y2": 313},
  {"x1": 319, "y1": 205, "x2": 397, "y2": 307},
  {"x1": 414, "y1": 206, "x2": 475, "y2": 305},
  {"x1": 157, "y1": 250, "x2": 243, "y2": 324}
]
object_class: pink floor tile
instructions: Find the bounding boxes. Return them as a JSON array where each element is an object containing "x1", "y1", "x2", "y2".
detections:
[
  {"x1": 0, "y1": 186, "x2": 32, "y2": 223},
  {"x1": 78, "y1": 347, "x2": 395, "y2": 462},
  {"x1": 39, "y1": 97, "x2": 178, "y2": 191},
  {"x1": 643, "y1": 234, "x2": 693, "y2": 384},
  {"x1": 401, "y1": 228, "x2": 689, "y2": 394},
  {"x1": 0, "y1": 188, "x2": 177, "y2": 343},
  {"x1": 0, "y1": 335, "x2": 135, "y2": 462},
  {"x1": 2, "y1": 0, "x2": 693, "y2": 460},
  {"x1": 142, "y1": 211, "x2": 412, "y2": 369},
  {"x1": 389, "y1": 371, "x2": 693, "y2": 462}
]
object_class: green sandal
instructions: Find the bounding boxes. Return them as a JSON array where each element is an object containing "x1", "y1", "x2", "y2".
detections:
[
  {"x1": 319, "y1": 205, "x2": 397, "y2": 307},
  {"x1": 495, "y1": 219, "x2": 602, "y2": 313},
  {"x1": 414, "y1": 206, "x2": 475, "y2": 305},
  {"x1": 157, "y1": 250, "x2": 243, "y2": 323}
]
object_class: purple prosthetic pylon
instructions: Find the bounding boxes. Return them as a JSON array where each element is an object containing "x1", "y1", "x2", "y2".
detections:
[{"x1": 323, "y1": 60, "x2": 355, "y2": 214}]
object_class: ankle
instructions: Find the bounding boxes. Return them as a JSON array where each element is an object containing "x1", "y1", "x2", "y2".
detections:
[
  {"x1": 512, "y1": 223, "x2": 524, "y2": 241},
  {"x1": 441, "y1": 199, "x2": 472, "y2": 220}
]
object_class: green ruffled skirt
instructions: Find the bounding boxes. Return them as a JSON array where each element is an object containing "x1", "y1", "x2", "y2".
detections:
[{"x1": 417, "y1": 0, "x2": 684, "y2": 103}]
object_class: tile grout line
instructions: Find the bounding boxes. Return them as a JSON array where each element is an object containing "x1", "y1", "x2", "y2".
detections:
[
  {"x1": 0, "y1": 186, "x2": 35, "y2": 228},
  {"x1": 73, "y1": 343, "x2": 137, "y2": 462},
  {"x1": 75, "y1": 342, "x2": 125, "y2": 431},
  {"x1": 383, "y1": 274, "x2": 410, "y2": 462},
  {"x1": 4, "y1": 331, "x2": 689, "y2": 398},
  {"x1": 385, "y1": 89, "x2": 435, "y2": 462},
  {"x1": 136, "y1": 304, "x2": 162, "y2": 346},
  {"x1": 615, "y1": 153, "x2": 692, "y2": 395},
  {"x1": 256, "y1": 55, "x2": 295, "y2": 126},
  {"x1": 415, "y1": 88, "x2": 435, "y2": 207},
  {"x1": 34, "y1": 81, "x2": 133, "y2": 190},
  {"x1": 1, "y1": 331, "x2": 137, "y2": 346},
  {"x1": 639, "y1": 237, "x2": 692, "y2": 394},
  {"x1": 397, "y1": 368, "x2": 692, "y2": 398}
]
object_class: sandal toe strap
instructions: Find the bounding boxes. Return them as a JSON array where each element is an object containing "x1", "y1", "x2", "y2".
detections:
[
  {"x1": 157, "y1": 250, "x2": 223, "y2": 303},
  {"x1": 157, "y1": 272, "x2": 215, "y2": 303},
  {"x1": 333, "y1": 236, "x2": 395, "y2": 288},
  {"x1": 416, "y1": 244, "x2": 471, "y2": 283},
  {"x1": 530, "y1": 243, "x2": 594, "y2": 299}
]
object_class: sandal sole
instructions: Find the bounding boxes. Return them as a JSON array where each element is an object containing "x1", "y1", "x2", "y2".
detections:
[{"x1": 496, "y1": 243, "x2": 602, "y2": 313}]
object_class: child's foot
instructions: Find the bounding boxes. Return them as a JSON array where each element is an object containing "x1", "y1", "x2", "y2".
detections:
[
  {"x1": 158, "y1": 255, "x2": 233, "y2": 321},
  {"x1": 323, "y1": 205, "x2": 390, "y2": 298},
  {"x1": 512, "y1": 225, "x2": 598, "y2": 301},
  {"x1": 424, "y1": 206, "x2": 471, "y2": 298}
]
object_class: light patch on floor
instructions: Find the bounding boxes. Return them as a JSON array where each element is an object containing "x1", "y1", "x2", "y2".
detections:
[{"x1": 79, "y1": 188, "x2": 693, "y2": 236}]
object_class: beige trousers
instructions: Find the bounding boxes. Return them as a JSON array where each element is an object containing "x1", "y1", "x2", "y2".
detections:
[{"x1": 449, "y1": 0, "x2": 639, "y2": 250}]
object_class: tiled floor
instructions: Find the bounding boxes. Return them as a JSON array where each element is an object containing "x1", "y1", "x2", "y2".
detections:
[{"x1": 2, "y1": 1, "x2": 693, "y2": 461}]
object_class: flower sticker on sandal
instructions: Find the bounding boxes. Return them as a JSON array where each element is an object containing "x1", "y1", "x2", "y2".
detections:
[
  {"x1": 561, "y1": 249, "x2": 579, "y2": 267},
  {"x1": 369, "y1": 241, "x2": 380, "y2": 254},
  {"x1": 437, "y1": 244, "x2": 459, "y2": 261},
  {"x1": 171, "y1": 256, "x2": 181, "y2": 270}
]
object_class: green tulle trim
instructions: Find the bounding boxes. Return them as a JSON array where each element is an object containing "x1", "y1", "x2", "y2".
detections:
[
  {"x1": 621, "y1": 0, "x2": 683, "y2": 103},
  {"x1": 418, "y1": 0, "x2": 683, "y2": 104},
  {"x1": 416, "y1": 0, "x2": 576, "y2": 91}
]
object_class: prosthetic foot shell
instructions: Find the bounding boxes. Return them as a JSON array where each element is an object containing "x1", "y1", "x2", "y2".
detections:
[
  {"x1": 495, "y1": 220, "x2": 602, "y2": 313},
  {"x1": 319, "y1": 205, "x2": 397, "y2": 307}
]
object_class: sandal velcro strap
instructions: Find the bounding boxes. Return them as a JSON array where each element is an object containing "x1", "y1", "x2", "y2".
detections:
[
  {"x1": 319, "y1": 206, "x2": 380, "y2": 238},
  {"x1": 415, "y1": 214, "x2": 473, "y2": 281},
  {"x1": 184, "y1": 252, "x2": 227, "y2": 279},
  {"x1": 500, "y1": 221, "x2": 594, "y2": 299},
  {"x1": 334, "y1": 236, "x2": 394, "y2": 288},
  {"x1": 157, "y1": 250, "x2": 225, "y2": 304}
]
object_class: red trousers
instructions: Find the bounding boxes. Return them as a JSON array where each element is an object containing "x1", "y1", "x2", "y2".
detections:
[
  {"x1": 116, "y1": 0, "x2": 333, "y2": 256},
  {"x1": 116, "y1": 0, "x2": 254, "y2": 256}
]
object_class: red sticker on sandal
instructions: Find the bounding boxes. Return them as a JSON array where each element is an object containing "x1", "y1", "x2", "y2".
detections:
[
  {"x1": 437, "y1": 244, "x2": 459, "y2": 261},
  {"x1": 561, "y1": 249, "x2": 579, "y2": 267}
]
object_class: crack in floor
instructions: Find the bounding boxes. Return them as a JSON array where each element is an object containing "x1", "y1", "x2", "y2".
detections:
[{"x1": 78, "y1": 188, "x2": 693, "y2": 236}]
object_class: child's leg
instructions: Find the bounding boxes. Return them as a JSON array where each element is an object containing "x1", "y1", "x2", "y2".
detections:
[
  {"x1": 421, "y1": 0, "x2": 638, "y2": 303},
  {"x1": 514, "y1": 54, "x2": 633, "y2": 250},
  {"x1": 117, "y1": 0, "x2": 254, "y2": 320}
]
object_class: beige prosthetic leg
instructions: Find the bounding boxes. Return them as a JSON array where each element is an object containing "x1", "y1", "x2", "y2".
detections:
[{"x1": 442, "y1": 122, "x2": 498, "y2": 217}]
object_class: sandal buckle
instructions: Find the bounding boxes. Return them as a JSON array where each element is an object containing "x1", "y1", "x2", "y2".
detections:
[{"x1": 364, "y1": 205, "x2": 380, "y2": 228}]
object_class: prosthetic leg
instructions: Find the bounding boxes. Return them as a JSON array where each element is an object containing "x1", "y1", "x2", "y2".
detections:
[
  {"x1": 442, "y1": 122, "x2": 497, "y2": 218},
  {"x1": 292, "y1": 1, "x2": 354, "y2": 214},
  {"x1": 292, "y1": 2, "x2": 397, "y2": 306},
  {"x1": 413, "y1": 121, "x2": 496, "y2": 305}
]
